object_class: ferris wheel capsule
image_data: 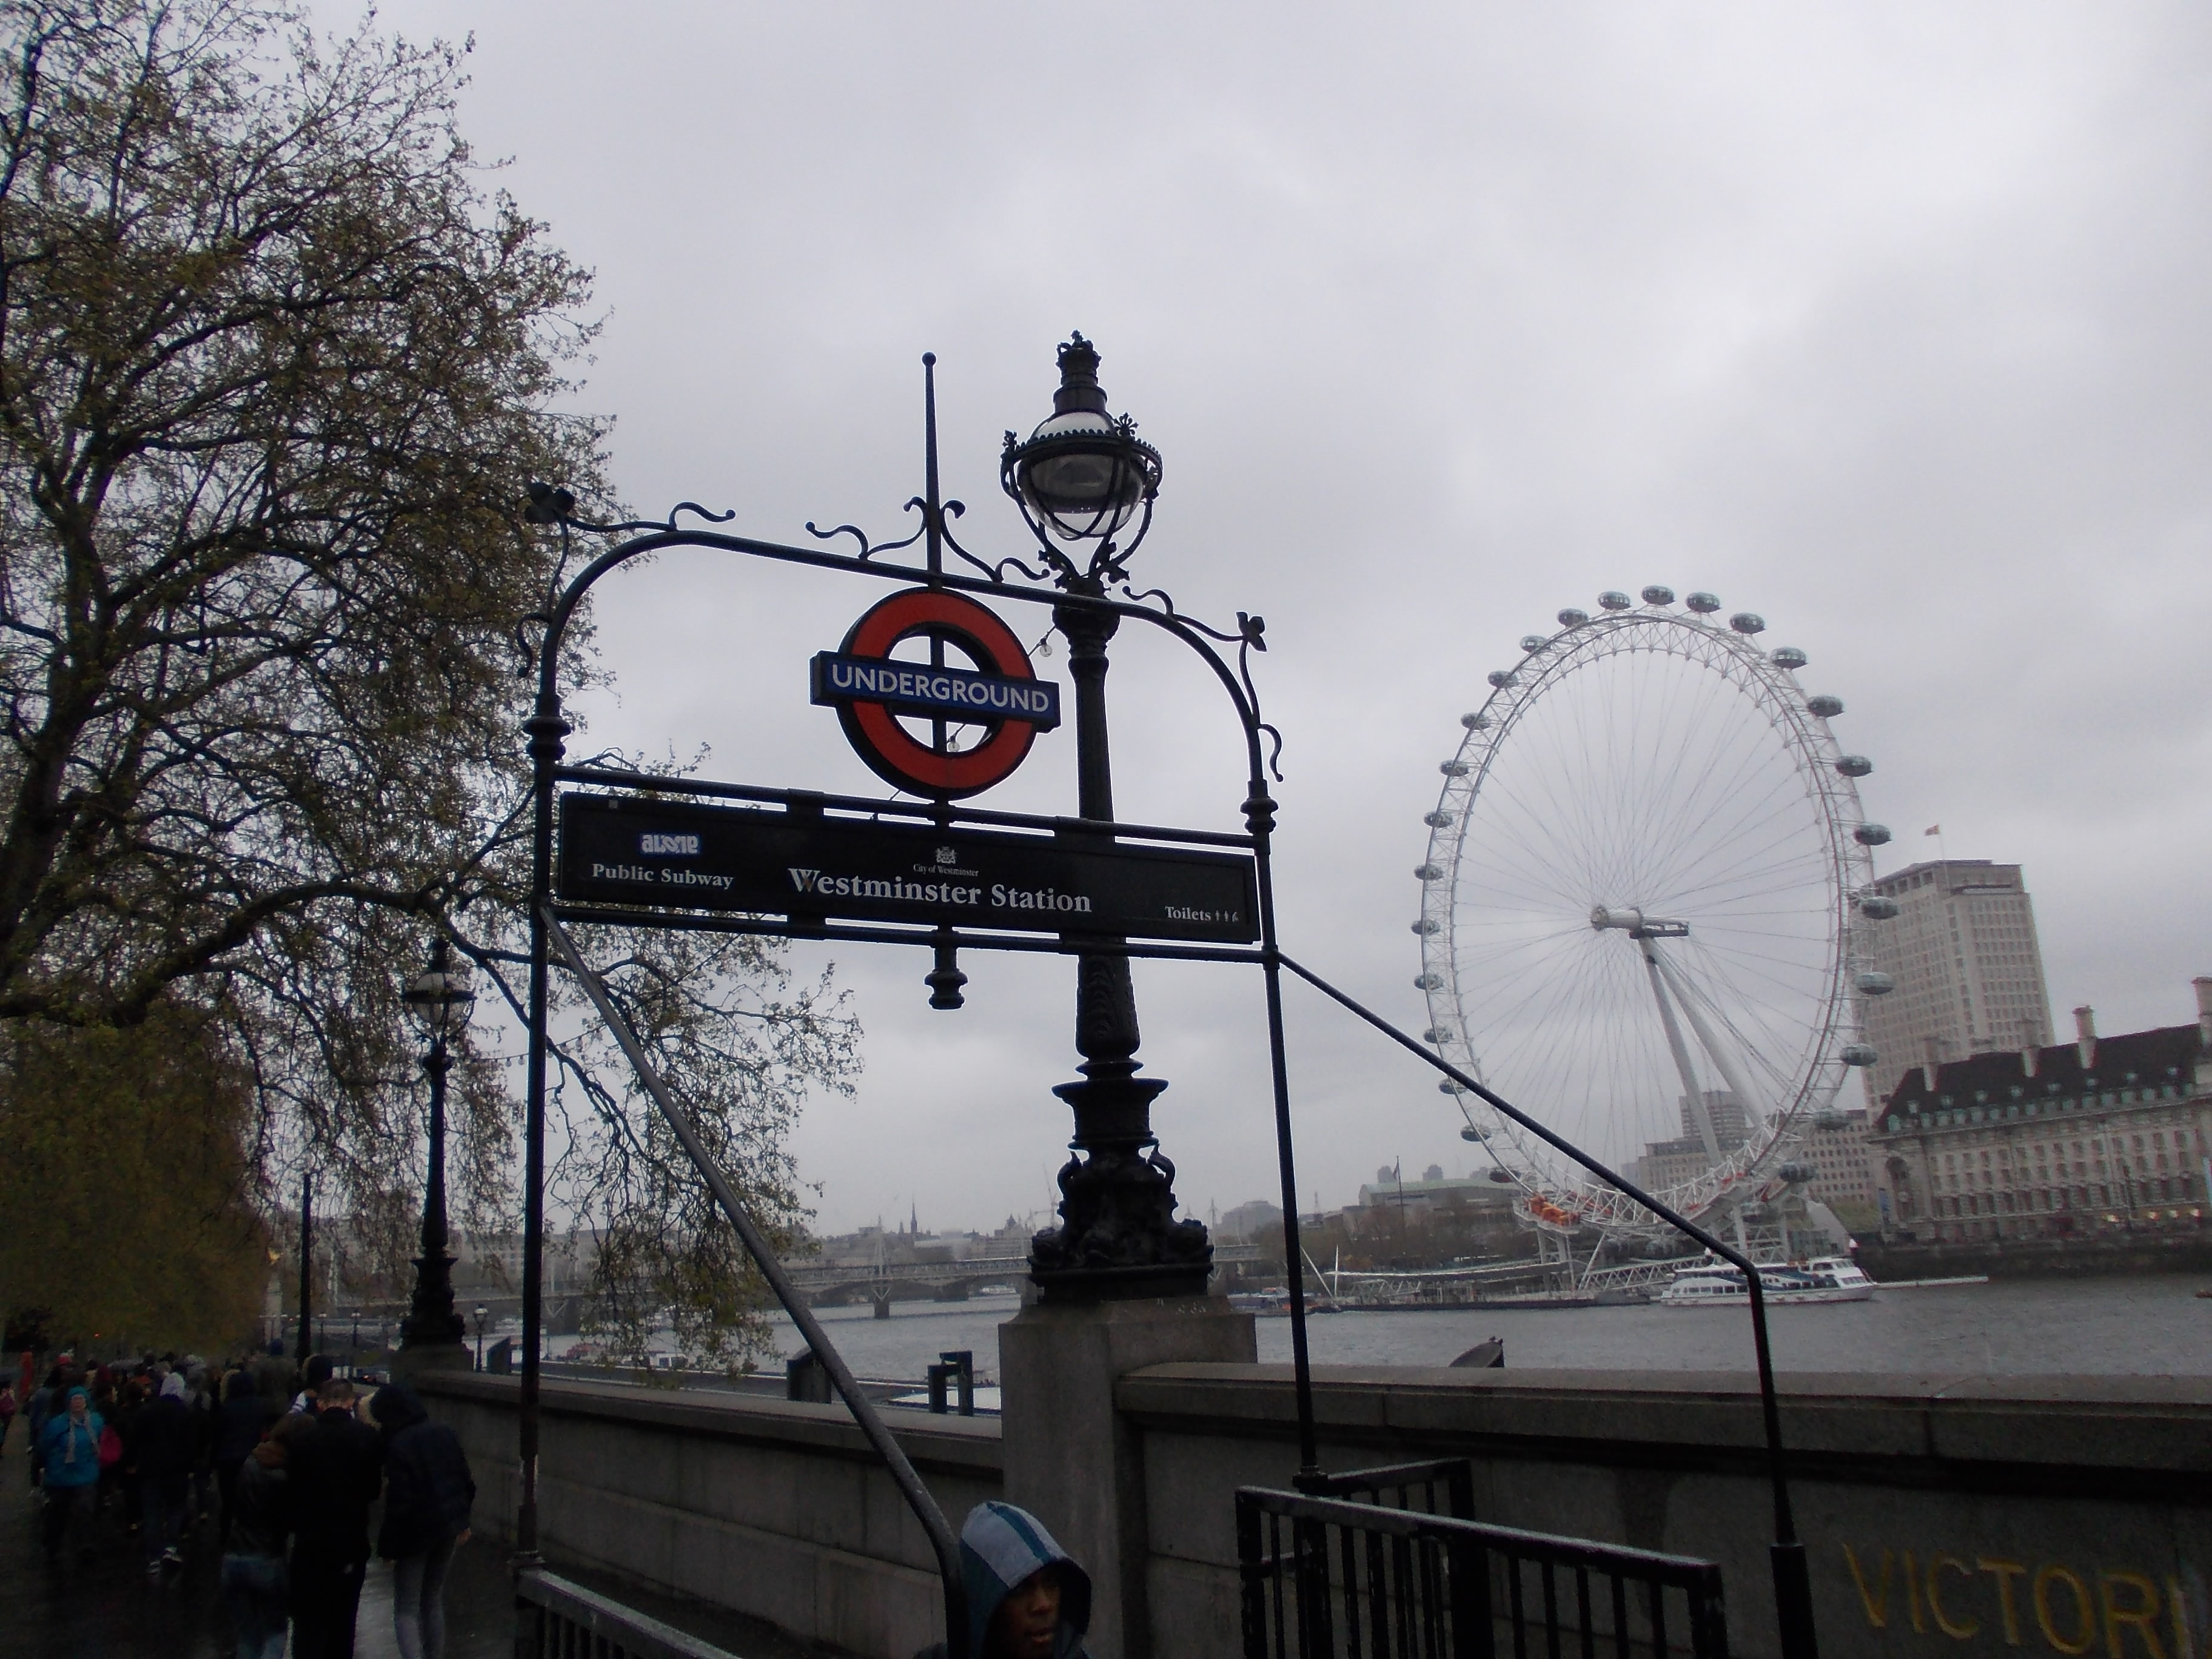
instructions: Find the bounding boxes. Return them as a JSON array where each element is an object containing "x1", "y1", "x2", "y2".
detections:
[
  {"x1": 1841, "y1": 1044, "x2": 1877, "y2": 1066},
  {"x1": 1640, "y1": 585, "x2": 1675, "y2": 605},
  {"x1": 1807, "y1": 695, "x2": 1844, "y2": 718},
  {"x1": 1487, "y1": 669, "x2": 1518, "y2": 688},
  {"x1": 1729, "y1": 612, "x2": 1766, "y2": 634},
  {"x1": 1598, "y1": 591, "x2": 1632, "y2": 611},
  {"x1": 1557, "y1": 608, "x2": 1589, "y2": 626},
  {"x1": 1858, "y1": 894, "x2": 1898, "y2": 919},
  {"x1": 1854, "y1": 823, "x2": 1891, "y2": 845},
  {"x1": 1855, "y1": 971, "x2": 1896, "y2": 994},
  {"x1": 1771, "y1": 646, "x2": 1807, "y2": 669},
  {"x1": 1520, "y1": 635, "x2": 1547, "y2": 652},
  {"x1": 1835, "y1": 755, "x2": 1873, "y2": 777},
  {"x1": 1686, "y1": 592, "x2": 1721, "y2": 613},
  {"x1": 1461, "y1": 712, "x2": 1491, "y2": 730}
]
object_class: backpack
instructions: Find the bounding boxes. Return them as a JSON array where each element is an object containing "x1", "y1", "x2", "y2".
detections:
[{"x1": 98, "y1": 1424, "x2": 122, "y2": 1467}]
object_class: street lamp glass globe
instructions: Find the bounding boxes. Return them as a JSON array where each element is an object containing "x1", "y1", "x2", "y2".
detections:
[
  {"x1": 1016, "y1": 414, "x2": 1150, "y2": 541},
  {"x1": 403, "y1": 942, "x2": 475, "y2": 1040},
  {"x1": 1003, "y1": 333, "x2": 1161, "y2": 548}
]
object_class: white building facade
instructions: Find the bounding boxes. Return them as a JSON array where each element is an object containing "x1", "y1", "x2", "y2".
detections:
[{"x1": 1858, "y1": 859, "x2": 2054, "y2": 1106}]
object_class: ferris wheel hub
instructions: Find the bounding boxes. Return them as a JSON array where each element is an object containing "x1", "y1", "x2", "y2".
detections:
[{"x1": 1589, "y1": 905, "x2": 1688, "y2": 939}]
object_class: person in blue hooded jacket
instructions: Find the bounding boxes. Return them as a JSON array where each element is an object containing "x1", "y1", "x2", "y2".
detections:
[
  {"x1": 916, "y1": 1501, "x2": 1092, "y2": 1659},
  {"x1": 38, "y1": 1385, "x2": 102, "y2": 1564}
]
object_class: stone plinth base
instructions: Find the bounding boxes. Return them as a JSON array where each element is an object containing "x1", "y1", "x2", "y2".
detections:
[
  {"x1": 392, "y1": 1341, "x2": 474, "y2": 1378},
  {"x1": 1000, "y1": 1296, "x2": 1254, "y2": 1659}
]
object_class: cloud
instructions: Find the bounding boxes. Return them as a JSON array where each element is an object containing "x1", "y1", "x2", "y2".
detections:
[{"x1": 361, "y1": 0, "x2": 2212, "y2": 1230}]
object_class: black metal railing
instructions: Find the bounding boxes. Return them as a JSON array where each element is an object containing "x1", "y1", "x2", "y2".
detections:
[
  {"x1": 1238, "y1": 1488, "x2": 1729, "y2": 1659},
  {"x1": 1306, "y1": 1458, "x2": 1476, "y2": 1521},
  {"x1": 517, "y1": 1568, "x2": 741, "y2": 1659}
]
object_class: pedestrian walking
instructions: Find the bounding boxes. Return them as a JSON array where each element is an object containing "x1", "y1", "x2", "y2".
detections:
[
  {"x1": 25, "y1": 1363, "x2": 62, "y2": 1489},
  {"x1": 213, "y1": 1368, "x2": 264, "y2": 1551},
  {"x1": 286, "y1": 1376, "x2": 383, "y2": 1659},
  {"x1": 110, "y1": 1370, "x2": 148, "y2": 1541},
  {"x1": 37, "y1": 1384, "x2": 103, "y2": 1566},
  {"x1": 139, "y1": 1370, "x2": 196, "y2": 1572},
  {"x1": 0, "y1": 1378, "x2": 17, "y2": 1449},
  {"x1": 368, "y1": 1382, "x2": 476, "y2": 1659},
  {"x1": 290, "y1": 1353, "x2": 334, "y2": 1415},
  {"x1": 248, "y1": 1347, "x2": 293, "y2": 1432},
  {"x1": 223, "y1": 1413, "x2": 307, "y2": 1659},
  {"x1": 186, "y1": 1363, "x2": 218, "y2": 1526}
]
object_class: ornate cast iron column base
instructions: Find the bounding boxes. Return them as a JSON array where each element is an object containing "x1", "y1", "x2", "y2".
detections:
[
  {"x1": 399, "y1": 1250, "x2": 468, "y2": 1350},
  {"x1": 1029, "y1": 1073, "x2": 1212, "y2": 1301}
]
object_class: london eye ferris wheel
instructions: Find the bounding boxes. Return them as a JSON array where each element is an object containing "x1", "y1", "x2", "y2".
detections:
[{"x1": 1413, "y1": 587, "x2": 1895, "y2": 1245}]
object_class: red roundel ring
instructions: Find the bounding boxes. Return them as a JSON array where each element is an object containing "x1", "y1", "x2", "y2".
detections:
[{"x1": 837, "y1": 588, "x2": 1040, "y2": 798}]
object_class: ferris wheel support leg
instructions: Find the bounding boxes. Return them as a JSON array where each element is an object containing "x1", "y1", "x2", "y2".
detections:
[
  {"x1": 1638, "y1": 940, "x2": 1723, "y2": 1161},
  {"x1": 1650, "y1": 946, "x2": 1768, "y2": 1132}
]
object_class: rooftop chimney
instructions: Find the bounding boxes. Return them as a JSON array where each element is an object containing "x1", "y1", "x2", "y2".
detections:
[
  {"x1": 1921, "y1": 1036, "x2": 1942, "y2": 1093},
  {"x1": 2019, "y1": 1017, "x2": 2040, "y2": 1078},
  {"x1": 2195, "y1": 976, "x2": 2212, "y2": 1052},
  {"x1": 2074, "y1": 1005, "x2": 2097, "y2": 1071}
]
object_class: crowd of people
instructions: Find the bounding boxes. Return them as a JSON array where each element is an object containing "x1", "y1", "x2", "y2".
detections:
[{"x1": 8, "y1": 1347, "x2": 476, "y2": 1659}]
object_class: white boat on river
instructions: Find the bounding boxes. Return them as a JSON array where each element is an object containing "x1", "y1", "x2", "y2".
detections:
[{"x1": 1658, "y1": 1256, "x2": 1878, "y2": 1307}]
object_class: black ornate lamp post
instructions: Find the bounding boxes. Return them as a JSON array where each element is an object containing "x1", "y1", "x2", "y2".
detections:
[
  {"x1": 472, "y1": 1304, "x2": 489, "y2": 1372},
  {"x1": 295, "y1": 1167, "x2": 314, "y2": 1364},
  {"x1": 398, "y1": 939, "x2": 475, "y2": 1361},
  {"x1": 1002, "y1": 335, "x2": 1210, "y2": 1300}
]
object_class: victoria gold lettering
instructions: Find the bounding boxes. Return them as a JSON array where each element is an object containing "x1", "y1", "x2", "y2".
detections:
[{"x1": 1843, "y1": 1550, "x2": 2204, "y2": 1658}]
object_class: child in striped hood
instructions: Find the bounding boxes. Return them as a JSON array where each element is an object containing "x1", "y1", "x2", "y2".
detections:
[{"x1": 917, "y1": 1501, "x2": 1093, "y2": 1659}]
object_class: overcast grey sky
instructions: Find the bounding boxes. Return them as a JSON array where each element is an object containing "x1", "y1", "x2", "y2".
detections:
[{"x1": 364, "y1": 2, "x2": 2211, "y2": 1235}]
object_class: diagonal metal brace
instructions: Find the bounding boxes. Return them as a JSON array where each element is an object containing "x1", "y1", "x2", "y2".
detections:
[{"x1": 543, "y1": 904, "x2": 969, "y2": 1658}]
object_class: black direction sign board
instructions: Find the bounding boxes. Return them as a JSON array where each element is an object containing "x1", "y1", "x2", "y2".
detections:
[{"x1": 556, "y1": 793, "x2": 1259, "y2": 945}]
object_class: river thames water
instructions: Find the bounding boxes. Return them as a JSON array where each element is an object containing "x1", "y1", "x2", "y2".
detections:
[{"x1": 756, "y1": 1274, "x2": 2212, "y2": 1387}]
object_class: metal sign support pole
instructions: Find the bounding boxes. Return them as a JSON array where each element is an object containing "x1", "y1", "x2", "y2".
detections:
[
  {"x1": 1274, "y1": 951, "x2": 1817, "y2": 1659},
  {"x1": 544, "y1": 905, "x2": 970, "y2": 1658}
]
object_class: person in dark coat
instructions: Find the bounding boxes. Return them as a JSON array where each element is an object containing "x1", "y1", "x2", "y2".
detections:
[
  {"x1": 212, "y1": 1369, "x2": 264, "y2": 1550},
  {"x1": 369, "y1": 1381, "x2": 477, "y2": 1659},
  {"x1": 24, "y1": 1365, "x2": 61, "y2": 1489},
  {"x1": 224, "y1": 1412, "x2": 308, "y2": 1659},
  {"x1": 248, "y1": 1351, "x2": 294, "y2": 1432},
  {"x1": 286, "y1": 1378, "x2": 383, "y2": 1659},
  {"x1": 137, "y1": 1371, "x2": 196, "y2": 1571}
]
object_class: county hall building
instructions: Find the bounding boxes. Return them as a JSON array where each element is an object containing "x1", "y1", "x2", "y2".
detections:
[{"x1": 1869, "y1": 978, "x2": 2212, "y2": 1242}]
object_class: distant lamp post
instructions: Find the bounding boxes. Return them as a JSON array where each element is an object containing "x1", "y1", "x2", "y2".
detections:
[
  {"x1": 1002, "y1": 335, "x2": 1208, "y2": 1300},
  {"x1": 398, "y1": 939, "x2": 475, "y2": 1363},
  {"x1": 472, "y1": 1304, "x2": 490, "y2": 1372},
  {"x1": 295, "y1": 1167, "x2": 314, "y2": 1364}
]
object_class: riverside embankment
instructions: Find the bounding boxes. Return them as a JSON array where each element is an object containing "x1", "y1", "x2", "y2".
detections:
[{"x1": 421, "y1": 1355, "x2": 2212, "y2": 1659}]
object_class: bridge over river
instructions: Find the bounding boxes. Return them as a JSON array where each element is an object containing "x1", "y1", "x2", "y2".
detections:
[{"x1": 785, "y1": 1242, "x2": 1266, "y2": 1312}]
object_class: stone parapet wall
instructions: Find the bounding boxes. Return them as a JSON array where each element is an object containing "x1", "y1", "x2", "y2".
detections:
[
  {"x1": 416, "y1": 1372, "x2": 1002, "y2": 1658},
  {"x1": 1118, "y1": 1364, "x2": 2212, "y2": 1659},
  {"x1": 415, "y1": 1366, "x2": 2212, "y2": 1659}
]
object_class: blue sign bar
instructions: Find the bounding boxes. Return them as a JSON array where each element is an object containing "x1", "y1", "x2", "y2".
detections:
[{"x1": 809, "y1": 652, "x2": 1061, "y2": 730}]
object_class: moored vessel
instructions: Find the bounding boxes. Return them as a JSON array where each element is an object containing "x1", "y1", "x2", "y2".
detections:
[{"x1": 1658, "y1": 1255, "x2": 1877, "y2": 1307}]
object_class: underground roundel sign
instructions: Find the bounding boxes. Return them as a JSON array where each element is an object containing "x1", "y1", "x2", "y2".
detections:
[{"x1": 809, "y1": 588, "x2": 1061, "y2": 799}]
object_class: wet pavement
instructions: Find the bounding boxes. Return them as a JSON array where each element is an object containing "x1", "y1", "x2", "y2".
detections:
[{"x1": 2, "y1": 1413, "x2": 814, "y2": 1658}]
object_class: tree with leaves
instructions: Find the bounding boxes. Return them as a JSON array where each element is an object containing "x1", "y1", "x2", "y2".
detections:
[{"x1": 0, "y1": 0, "x2": 856, "y2": 1364}]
